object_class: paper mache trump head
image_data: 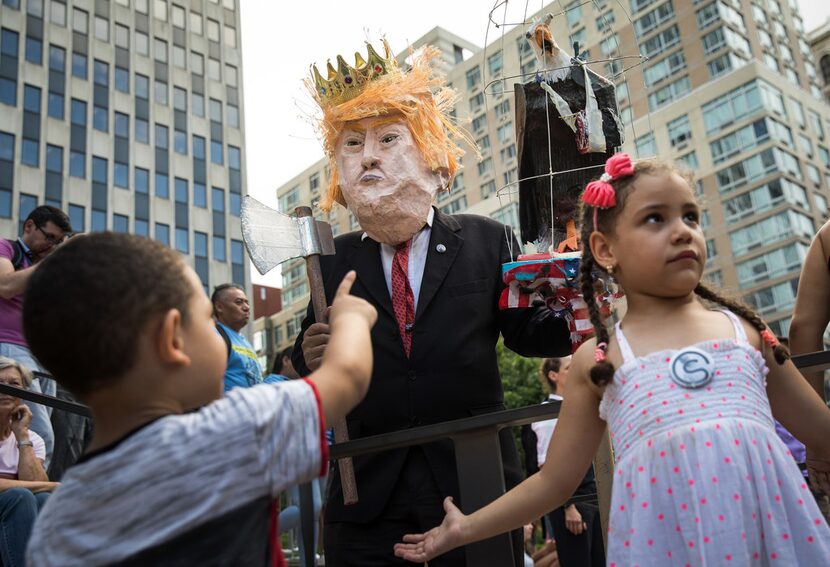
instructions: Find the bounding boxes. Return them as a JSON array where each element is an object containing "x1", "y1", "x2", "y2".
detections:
[{"x1": 309, "y1": 39, "x2": 475, "y2": 245}]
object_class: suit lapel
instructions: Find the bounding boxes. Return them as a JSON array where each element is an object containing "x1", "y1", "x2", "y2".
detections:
[
  {"x1": 416, "y1": 209, "x2": 463, "y2": 321},
  {"x1": 349, "y1": 237, "x2": 395, "y2": 320}
]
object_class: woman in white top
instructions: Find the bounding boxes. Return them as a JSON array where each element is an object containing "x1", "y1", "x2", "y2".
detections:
[{"x1": 0, "y1": 356, "x2": 57, "y2": 566}]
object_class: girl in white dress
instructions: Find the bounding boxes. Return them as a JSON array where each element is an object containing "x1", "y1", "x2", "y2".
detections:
[{"x1": 394, "y1": 153, "x2": 830, "y2": 566}]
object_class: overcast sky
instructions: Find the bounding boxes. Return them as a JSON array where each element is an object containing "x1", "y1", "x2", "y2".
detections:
[{"x1": 239, "y1": 0, "x2": 830, "y2": 288}]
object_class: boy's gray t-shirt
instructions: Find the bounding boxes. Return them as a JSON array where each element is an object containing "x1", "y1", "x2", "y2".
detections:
[{"x1": 27, "y1": 379, "x2": 327, "y2": 566}]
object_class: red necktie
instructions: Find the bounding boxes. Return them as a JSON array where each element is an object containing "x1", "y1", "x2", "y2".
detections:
[{"x1": 392, "y1": 240, "x2": 415, "y2": 357}]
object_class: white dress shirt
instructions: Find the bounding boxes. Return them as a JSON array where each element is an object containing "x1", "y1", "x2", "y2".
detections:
[{"x1": 363, "y1": 207, "x2": 434, "y2": 310}]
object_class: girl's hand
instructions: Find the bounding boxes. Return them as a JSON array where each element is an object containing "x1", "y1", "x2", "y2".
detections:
[
  {"x1": 393, "y1": 497, "x2": 467, "y2": 562},
  {"x1": 806, "y1": 451, "x2": 830, "y2": 496},
  {"x1": 564, "y1": 504, "x2": 586, "y2": 535},
  {"x1": 10, "y1": 404, "x2": 32, "y2": 438}
]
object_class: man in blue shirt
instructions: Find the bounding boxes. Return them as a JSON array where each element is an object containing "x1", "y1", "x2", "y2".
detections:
[{"x1": 211, "y1": 284, "x2": 262, "y2": 392}]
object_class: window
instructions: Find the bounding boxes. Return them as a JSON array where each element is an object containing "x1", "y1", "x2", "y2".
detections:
[
  {"x1": 190, "y1": 12, "x2": 203, "y2": 35},
  {"x1": 154, "y1": 80, "x2": 168, "y2": 105},
  {"x1": 25, "y1": 36, "x2": 42, "y2": 65},
  {"x1": 135, "y1": 74, "x2": 149, "y2": 99},
  {"x1": 154, "y1": 0, "x2": 167, "y2": 20},
  {"x1": 71, "y1": 52, "x2": 87, "y2": 79},
  {"x1": 72, "y1": 7, "x2": 88, "y2": 34},
  {"x1": 115, "y1": 24, "x2": 129, "y2": 48},
  {"x1": 228, "y1": 104, "x2": 239, "y2": 128},
  {"x1": 173, "y1": 45, "x2": 185, "y2": 68},
  {"x1": 156, "y1": 172, "x2": 169, "y2": 198},
  {"x1": 50, "y1": 1, "x2": 65, "y2": 25},
  {"x1": 47, "y1": 93, "x2": 63, "y2": 119},
  {"x1": 743, "y1": 279, "x2": 799, "y2": 315},
  {"x1": 500, "y1": 144, "x2": 517, "y2": 162},
  {"x1": 114, "y1": 162, "x2": 128, "y2": 188},
  {"x1": 469, "y1": 92, "x2": 484, "y2": 112},
  {"x1": 135, "y1": 119, "x2": 149, "y2": 143},
  {"x1": 643, "y1": 51, "x2": 686, "y2": 87},
  {"x1": 635, "y1": 132, "x2": 657, "y2": 156},
  {"x1": 466, "y1": 66, "x2": 481, "y2": 90},
  {"x1": 113, "y1": 214, "x2": 129, "y2": 233},
  {"x1": 193, "y1": 136, "x2": 205, "y2": 160},
  {"x1": 716, "y1": 147, "x2": 800, "y2": 194},
  {"x1": 135, "y1": 167, "x2": 149, "y2": 194},
  {"x1": 487, "y1": 51, "x2": 503, "y2": 76},
  {"x1": 92, "y1": 106, "x2": 109, "y2": 132},
  {"x1": 45, "y1": 144, "x2": 62, "y2": 173},
  {"x1": 115, "y1": 66, "x2": 129, "y2": 92},
  {"x1": 68, "y1": 204, "x2": 84, "y2": 233},
  {"x1": 497, "y1": 122, "x2": 513, "y2": 143},
  {"x1": 194, "y1": 182, "x2": 207, "y2": 207},
  {"x1": 192, "y1": 93, "x2": 204, "y2": 117},
  {"x1": 647, "y1": 75, "x2": 691, "y2": 111},
  {"x1": 24, "y1": 84, "x2": 40, "y2": 113},
  {"x1": 702, "y1": 79, "x2": 785, "y2": 135},
  {"x1": 667, "y1": 114, "x2": 691, "y2": 147},
  {"x1": 736, "y1": 242, "x2": 807, "y2": 289},
  {"x1": 224, "y1": 25, "x2": 236, "y2": 48},
  {"x1": 136, "y1": 31, "x2": 149, "y2": 56},
  {"x1": 21, "y1": 139, "x2": 38, "y2": 166},
  {"x1": 641, "y1": 25, "x2": 680, "y2": 58},
  {"x1": 172, "y1": 4, "x2": 185, "y2": 28},
  {"x1": 478, "y1": 157, "x2": 493, "y2": 177},
  {"x1": 175, "y1": 228, "x2": 188, "y2": 253},
  {"x1": 94, "y1": 60, "x2": 108, "y2": 86},
  {"x1": 175, "y1": 177, "x2": 188, "y2": 203},
  {"x1": 226, "y1": 65, "x2": 238, "y2": 87},
  {"x1": 212, "y1": 187, "x2": 225, "y2": 212},
  {"x1": 114, "y1": 112, "x2": 129, "y2": 138},
  {"x1": 208, "y1": 58, "x2": 221, "y2": 81},
  {"x1": 77, "y1": 135, "x2": 99, "y2": 171},
  {"x1": 154, "y1": 38, "x2": 167, "y2": 63},
  {"x1": 155, "y1": 223, "x2": 170, "y2": 246},
  {"x1": 94, "y1": 16, "x2": 108, "y2": 41},
  {"x1": 211, "y1": 141, "x2": 223, "y2": 165},
  {"x1": 635, "y1": 0, "x2": 674, "y2": 35},
  {"x1": 729, "y1": 210, "x2": 814, "y2": 257},
  {"x1": 207, "y1": 19, "x2": 220, "y2": 42},
  {"x1": 278, "y1": 187, "x2": 299, "y2": 213},
  {"x1": 213, "y1": 236, "x2": 226, "y2": 261}
]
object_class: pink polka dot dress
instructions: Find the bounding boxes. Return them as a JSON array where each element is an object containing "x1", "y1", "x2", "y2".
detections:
[{"x1": 599, "y1": 310, "x2": 830, "y2": 565}]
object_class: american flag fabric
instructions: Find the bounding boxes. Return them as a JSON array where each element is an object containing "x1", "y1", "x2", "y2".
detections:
[{"x1": 498, "y1": 252, "x2": 620, "y2": 352}]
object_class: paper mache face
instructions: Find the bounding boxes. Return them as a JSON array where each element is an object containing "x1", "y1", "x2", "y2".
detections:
[{"x1": 334, "y1": 115, "x2": 448, "y2": 245}]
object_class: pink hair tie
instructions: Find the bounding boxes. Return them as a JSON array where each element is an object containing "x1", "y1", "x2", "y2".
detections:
[
  {"x1": 581, "y1": 153, "x2": 635, "y2": 210},
  {"x1": 595, "y1": 342, "x2": 608, "y2": 363},
  {"x1": 760, "y1": 330, "x2": 779, "y2": 349}
]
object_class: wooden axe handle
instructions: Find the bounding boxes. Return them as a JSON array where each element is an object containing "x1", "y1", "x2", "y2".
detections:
[{"x1": 298, "y1": 207, "x2": 359, "y2": 505}]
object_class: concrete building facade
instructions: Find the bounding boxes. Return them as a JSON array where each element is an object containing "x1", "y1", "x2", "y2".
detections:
[
  {"x1": 260, "y1": 0, "x2": 830, "y2": 362},
  {"x1": 0, "y1": 0, "x2": 248, "y2": 293}
]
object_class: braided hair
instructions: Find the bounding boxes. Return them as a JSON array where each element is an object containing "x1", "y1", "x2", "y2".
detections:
[{"x1": 578, "y1": 159, "x2": 790, "y2": 386}]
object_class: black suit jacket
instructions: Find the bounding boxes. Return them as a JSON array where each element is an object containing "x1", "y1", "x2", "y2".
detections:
[{"x1": 293, "y1": 209, "x2": 571, "y2": 523}]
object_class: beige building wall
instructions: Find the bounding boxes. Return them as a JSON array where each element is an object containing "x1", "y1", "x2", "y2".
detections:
[{"x1": 260, "y1": 0, "x2": 830, "y2": 365}]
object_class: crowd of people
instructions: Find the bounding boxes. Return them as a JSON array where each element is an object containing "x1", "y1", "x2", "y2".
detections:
[{"x1": 0, "y1": 34, "x2": 830, "y2": 567}]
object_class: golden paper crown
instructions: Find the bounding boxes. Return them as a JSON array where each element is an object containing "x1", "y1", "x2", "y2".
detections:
[{"x1": 312, "y1": 39, "x2": 398, "y2": 106}]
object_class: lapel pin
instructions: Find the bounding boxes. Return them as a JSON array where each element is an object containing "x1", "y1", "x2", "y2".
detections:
[{"x1": 436, "y1": 244, "x2": 447, "y2": 253}]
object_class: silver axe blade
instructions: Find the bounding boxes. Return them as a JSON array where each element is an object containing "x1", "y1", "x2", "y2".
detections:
[{"x1": 240, "y1": 195, "x2": 335, "y2": 275}]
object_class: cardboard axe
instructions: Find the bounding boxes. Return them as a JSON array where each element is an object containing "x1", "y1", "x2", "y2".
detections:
[{"x1": 241, "y1": 195, "x2": 359, "y2": 505}]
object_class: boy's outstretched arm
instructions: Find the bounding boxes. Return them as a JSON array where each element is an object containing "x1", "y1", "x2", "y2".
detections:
[
  {"x1": 394, "y1": 340, "x2": 607, "y2": 562},
  {"x1": 307, "y1": 271, "x2": 377, "y2": 425}
]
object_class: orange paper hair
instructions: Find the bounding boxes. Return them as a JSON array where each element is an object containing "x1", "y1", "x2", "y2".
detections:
[{"x1": 308, "y1": 45, "x2": 478, "y2": 211}]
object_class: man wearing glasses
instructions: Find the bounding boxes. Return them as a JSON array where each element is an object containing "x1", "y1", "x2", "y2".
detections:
[{"x1": 0, "y1": 205, "x2": 72, "y2": 470}]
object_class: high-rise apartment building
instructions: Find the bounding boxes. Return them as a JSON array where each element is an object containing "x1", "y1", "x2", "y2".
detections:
[
  {"x1": 0, "y1": 0, "x2": 248, "y2": 292},
  {"x1": 261, "y1": 0, "x2": 830, "y2": 364}
]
